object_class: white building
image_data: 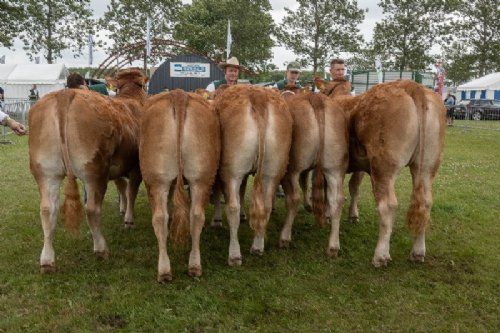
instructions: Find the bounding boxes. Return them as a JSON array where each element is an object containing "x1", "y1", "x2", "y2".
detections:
[{"x1": 0, "y1": 64, "x2": 68, "y2": 100}]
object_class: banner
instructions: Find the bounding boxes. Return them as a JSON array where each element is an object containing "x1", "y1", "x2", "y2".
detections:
[
  {"x1": 170, "y1": 62, "x2": 210, "y2": 78},
  {"x1": 375, "y1": 55, "x2": 383, "y2": 83},
  {"x1": 146, "y1": 17, "x2": 151, "y2": 57},
  {"x1": 226, "y1": 19, "x2": 232, "y2": 60},
  {"x1": 88, "y1": 34, "x2": 93, "y2": 66}
]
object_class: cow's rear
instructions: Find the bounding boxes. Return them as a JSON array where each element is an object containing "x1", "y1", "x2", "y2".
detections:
[
  {"x1": 214, "y1": 85, "x2": 292, "y2": 265},
  {"x1": 140, "y1": 90, "x2": 220, "y2": 281}
]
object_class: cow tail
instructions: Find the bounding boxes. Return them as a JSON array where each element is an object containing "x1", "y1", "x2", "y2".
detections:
[
  {"x1": 406, "y1": 85, "x2": 430, "y2": 235},
  {"x1": 57, "y1": 89, "x2": 84, "y2": 237},
  {"x1": 249, "y1": 92, "x2": 268, "y2": 234},
  {"x1": 170, "y1": 90, "x2": 190, "y2": 246},
  {"x1": 310, "y1": 94, "x2": 327, "y2": 227}
]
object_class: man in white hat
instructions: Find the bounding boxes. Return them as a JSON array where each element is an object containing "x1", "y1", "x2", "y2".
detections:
[
  {"x1": 206, "y1": 56, "x2": 242, "y2": 92},
  {"x1": 273, "y1": 62, "x2": 303, "y2": 90}
]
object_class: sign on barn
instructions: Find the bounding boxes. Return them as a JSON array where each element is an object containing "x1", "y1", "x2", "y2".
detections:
[
  {"x1": 170, "y1": 62, "x2": 211, "y2": 78},
  {"x1": 148, "y1": 54, "x2": 225, "y2": 94}
]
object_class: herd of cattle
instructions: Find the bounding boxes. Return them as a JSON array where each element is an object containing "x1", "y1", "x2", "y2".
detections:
[{"x1": 27, "y1": 68, "x2": 446, "y2": 282}]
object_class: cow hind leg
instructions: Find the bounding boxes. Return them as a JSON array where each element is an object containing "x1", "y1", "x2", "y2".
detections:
[
  {"x1": 300, "y1": 170, "x2": 312, "y2": 212},
  {"x1": 239, "y1": 175, "x2": 248, "y2": 222},
  {"x1": 325, "y1": 171, "x2": 345, "y2": 258},
  {"x1": 148, "y1": 183, "x2": 172, "y2": 282},
  {"x1": 348, "y1": 171, "x2": 364, "y2": 224},
  {"x1": 187, "y1": 181, "x2": 210, "y2": 277},
  {"x1": 279, "y1": 172, "x2": 300, "y2": 248},
  {"x1": 250, "y1": 175, "x2": 278, "y2": 255},
  {"x1": 408, "y1": 165, "x2": 435, "y2": 263},
  {"x1": 114, "y1": 178, "x2": 127, "y2": 215},
  {"x1": 123, "y1": 170, "x2": 141, "y2": 228},
  {"x1": 224, "y1": 177, "x2": 244, "y2": 266},
  {"x1": 210, "y1": 179, "x2": 223, "y2": 228},
  {"x1": 85, "y1": 180, "x2": 109, "y2": 260},
  {"x1": 38, "y1": 175, "x2": 63, "y2": 273},
  {"x1": 371, "y1": 172, "x2": 398, "y2": 267}
]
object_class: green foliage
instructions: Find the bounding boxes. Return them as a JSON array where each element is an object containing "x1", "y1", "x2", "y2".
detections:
[
  {"x1": 174, "y1": 0, "x2": 274, "y2": 71},
  {"x1": 373, "y1": 0, "x2": 457, "y2": 71},
  {"x1": 0, "y1": 0, "x2": 25, "y2": 48},
  {"x1": 0, "y1": 125, "x2": 499, "y2": 331},
  {"x1": 442, "y1": 42, "x2": 476, "y2": 85},
  {"x1": 17, "y1": 0, "x2": 95, "y2": 64},
  {"x1": 275, "y1": 0, "x2": 365, "y2": 75},
  {"x1": 100, "y1": 0, "x2": 183, "y2": 65},
  {"x1": 452, "y1": 0, "x2": 500, "y2": 76}
]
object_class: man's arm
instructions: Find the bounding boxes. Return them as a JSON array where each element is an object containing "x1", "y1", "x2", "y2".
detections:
[{"x1": 1, "y1": 111, "x2": 26, "y2": 136}]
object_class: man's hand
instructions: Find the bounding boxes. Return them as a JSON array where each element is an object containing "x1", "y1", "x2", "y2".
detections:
[{"x1": 6, "y1": 118, "x2": 26, "y2": 136}]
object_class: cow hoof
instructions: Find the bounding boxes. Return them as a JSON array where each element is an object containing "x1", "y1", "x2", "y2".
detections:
[
  {"x1": 228, "y1": 256, "x2": 242, "y2": 267},
  {"x1": 124, "y1": 221, "x2": 135, "y2": 229},
  {"x1": 349, "y1": 216, "x2": 359, "y2": 224},
  {"x1": 326, "y1": 247, "x2": 339, "y2": 258},
  {"x1": 210, "y1": 219, "x2": 223, "y2": 228},
  {"x1": 278, "y1": 239, "x2": 291, "y2": 249},
  {"x1": 40, "y1": 264, "x2": 56, "y2": 274},
  {"x1": 409, "y1": 252, "x2": 425, "y2": 263},
  {"x1": 157, "y1": 272, "x2": 173, "y2": 283},
  {"x1": 188, "y1": 266, "x2": 202, "y2": 277},
  {"x1": 250, "y1": 247, "x2": 264, "y2": 256},
  {"x1": 372, "y1": 255, "x2": 392, "y2": 268},
  {"x1": 95, "y1": 250, "x2": 110, "y2": 260}
]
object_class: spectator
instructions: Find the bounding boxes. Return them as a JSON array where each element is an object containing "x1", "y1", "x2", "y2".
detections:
[
  {"x1": 66, "y1": 72, "x2": 87, "y2": 89},
  {"x1": 444, "y1": 92, "x2": 456, "y2": 126},
  {"x1": 206, "y1": 57, "x2": 242, "y2": 92},
  {"x1": 1, "y1": 110, "x2": 26, "y2": 135},
  {"x1": 29, "y1": 84, "x2": 39, "y2": 102},
  {"x1": 274, "y1": 62, "x2": 303, "y2": 90}
]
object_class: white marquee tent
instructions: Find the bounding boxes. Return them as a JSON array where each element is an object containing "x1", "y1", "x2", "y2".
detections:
[
  {"x1": 457, "y1": 72, "x2": 500, "y2": 101},
  {"x1": 0, "y1": 64, "x2": 68, "y2": 99}
]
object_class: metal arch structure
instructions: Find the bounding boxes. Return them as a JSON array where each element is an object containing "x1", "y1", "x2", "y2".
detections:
[
  {"x1": 92, "y1": 38, "x2": 256, "y2": 79},
  {"x1": 91, "y1": 39, "x2": 205, "y2": 79}
]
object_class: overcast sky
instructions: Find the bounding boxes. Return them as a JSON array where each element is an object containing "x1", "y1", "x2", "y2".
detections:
[{"x1": 0, "y1": 0, "x2": 384, "y2": 69}]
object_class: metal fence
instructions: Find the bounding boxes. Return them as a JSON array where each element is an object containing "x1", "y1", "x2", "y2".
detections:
[{"x1": 1, "y1": 99, "x2": 32, "y2": 143}]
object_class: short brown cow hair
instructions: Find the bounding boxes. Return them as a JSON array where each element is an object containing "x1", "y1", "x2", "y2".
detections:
[
  {"x1": 330, "y1": 58, "x2": 345, "y2": 66},
  {"x1": 67, "y1": 73, "x2": 85, "y2": 89}
]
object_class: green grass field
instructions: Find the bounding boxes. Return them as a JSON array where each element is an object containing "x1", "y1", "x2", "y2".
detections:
[{"x1": 0, "y1": 124, "x2": 499, "y2": 332}]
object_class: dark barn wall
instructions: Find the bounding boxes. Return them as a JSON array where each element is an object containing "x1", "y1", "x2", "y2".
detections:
[{"x1": 148, "y1": 54, "x2": 224, "y2": 94}]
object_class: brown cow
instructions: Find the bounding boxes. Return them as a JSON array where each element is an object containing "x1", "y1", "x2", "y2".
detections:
[
  {"x1": 214, "y1": 85, "x2": 293, "y2": 265},
  {"x1": 140, "y1": 90, "x2": 220, "y2": 281},
  {"x1": 29, "y1": 68, "x2": 148, "y2": 273},
  {"x1": 278, "y1": 90, "x2": 349, "y2": 256},
  {"x1": 315, "y1": 77, "x2": 365, "y2": 223},
  {"x1": 332, "y1": 80, "x2": 446, "y2": 266}
]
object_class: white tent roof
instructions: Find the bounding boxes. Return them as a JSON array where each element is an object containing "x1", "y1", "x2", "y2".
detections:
[
  {"x1": 458, "y1": 72, "x2": 500, "y2": 91},
  {"x1": 2, "y1": 64, "x2": 68, "y2": 84},
  {"x1": 0, "y1": 64, "x2": 17, "y2": 82}
]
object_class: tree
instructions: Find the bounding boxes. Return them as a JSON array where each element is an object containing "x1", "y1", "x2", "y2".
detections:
[
  {"x1": 0, "y1": 0, "x2": 25, "y2": 48},
  {"x1": 101, "y1": 0, "x2": 182, "y2": 68},
  {"x1": 453, "y1": 0, "x2": 499, "y2": 76},
  {"x1": 17, "y1": 0, "x2": 95, "y2": 64},
  {"x1": 441, "y1": 42, "x2": 476, "y2": 85},
  {"x1": 174, "y1": 0, "x2": 274, "y2": 71},
  {"x1": 372, "y1": 0, "x2": 457, "y2": 71},
  {"x1": 275, "y1": 0, "x2": 365, "y2": 75}
]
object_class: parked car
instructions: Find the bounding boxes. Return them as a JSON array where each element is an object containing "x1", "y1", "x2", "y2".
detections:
[{"x1": 454, "y1": 99, "x2": 500, "y2": 120}]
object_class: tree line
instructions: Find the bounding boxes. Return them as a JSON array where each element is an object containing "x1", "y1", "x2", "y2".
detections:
[{"x1": 1, "y1": 0, "x2": 498, "y2": 85}]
